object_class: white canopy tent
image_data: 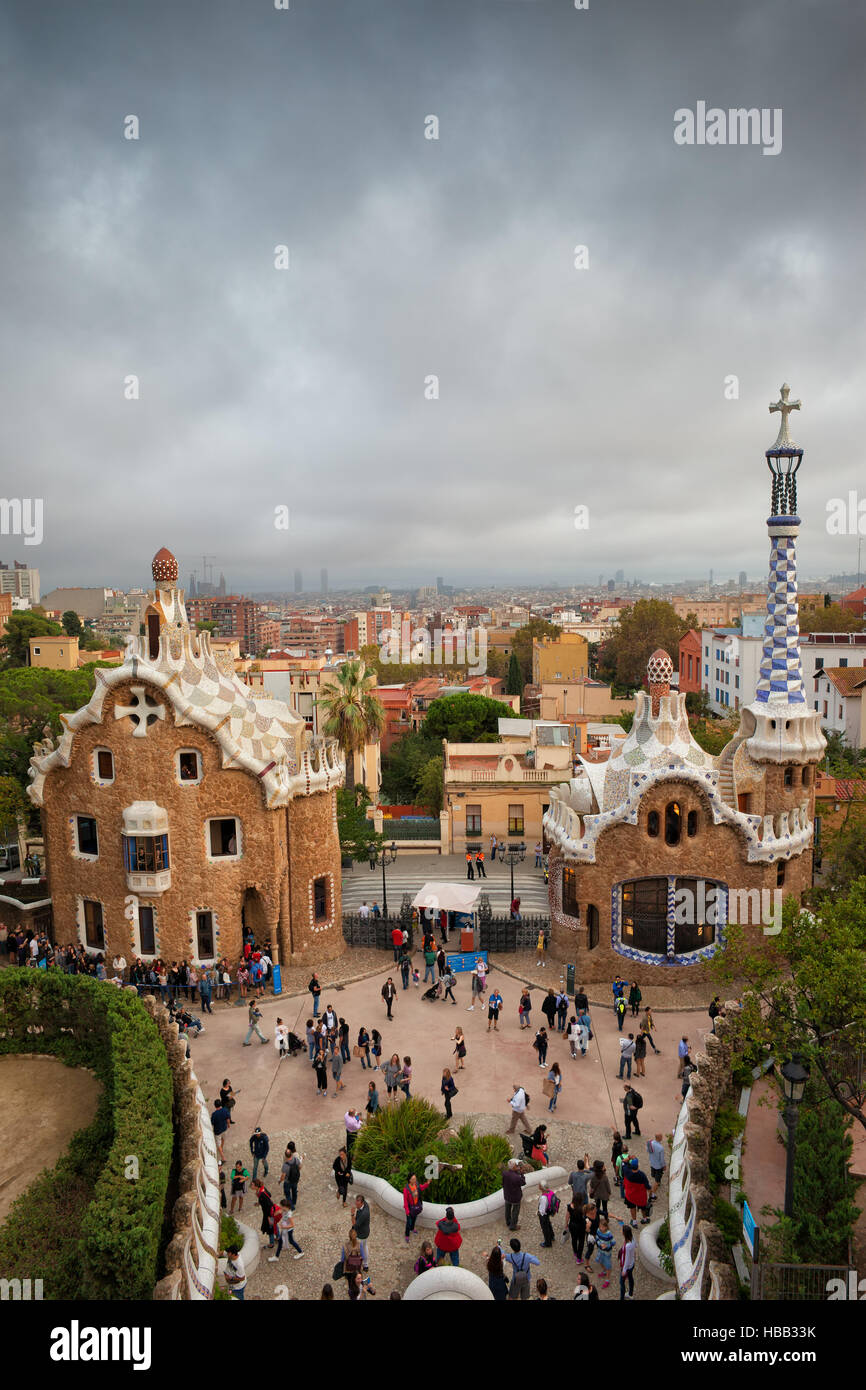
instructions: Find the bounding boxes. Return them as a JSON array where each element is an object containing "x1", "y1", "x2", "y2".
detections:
[{"x1": 411, "y1": 882, "x2": 482, "y2": 914}]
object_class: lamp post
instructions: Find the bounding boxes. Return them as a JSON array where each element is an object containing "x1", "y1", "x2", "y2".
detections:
[
  {"x1": 369, "y1": 841, "x2": 398, "y2": 919},
  {"x1": 780, "y1": 1056, "x2": 809, "y2": 1218},
  {"x1": 502, "y1": 841, "x2": 526, "y2": 904}
]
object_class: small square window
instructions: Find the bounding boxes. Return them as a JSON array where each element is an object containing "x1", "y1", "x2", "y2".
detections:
[
  {"x1": 76, "y1": 816, "x2": 99, "y2": 857},
  {"x1": 96, "y1": 749, "x2": 114, "y2": 781},
  {"x1": 178, "y1": 750, "x2": 201, "y2": 783},
  {"x1": 208, "y1": 818, "x2": 239, "y2": 857}
]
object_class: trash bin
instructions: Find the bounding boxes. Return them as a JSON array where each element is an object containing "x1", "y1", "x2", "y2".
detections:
[
  {"x1": 272, "y1": 964, "x2": 282, "y2": 996},
  {"x1": 566, "y1": 963, "x2": 575, "y2": 995},
  {"x1": 461, "y1": 927, "x2": 475, "y2": 952}
]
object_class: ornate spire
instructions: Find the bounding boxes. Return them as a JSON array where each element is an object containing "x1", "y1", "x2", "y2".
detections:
[
  {"x1": 768, "y1": 383, "x2": 801, "y2": 450},
  {"x1": 766, "y1": 383, "x2": 803, "y2": 518}
]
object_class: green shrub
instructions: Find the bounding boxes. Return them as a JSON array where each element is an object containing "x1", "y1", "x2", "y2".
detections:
[
  {"x1": 708, "y1": 1103, "x2": 746, "y2": 1192},
  {"x1": 656, "y1": 1217, "x2": 674, "y2": 1276},
  {"x1": 220, "y1": 1213, "x2": 242, "y2": 1250},
  {"x1": 714, "y1": 1196, "x2": 744, "y2": 1247},
  {"x1": 0, "y1": 969, "x2": 174, "y2": 1299},
  {"x1": 353, "y1": 1100, "x2": 512, "y2": 1204}
]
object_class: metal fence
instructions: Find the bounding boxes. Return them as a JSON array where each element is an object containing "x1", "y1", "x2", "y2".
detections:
[
  {"x1": 383, "y1": 818, "x2": 441, "y2": 841},
  {"x1": 341, "y1": 912, "x2": 549, "y2": 953},
  {"x1": 342, "y1": 915, "x2": 414, "y2": 949},
  {"x1": 751, "y1": 1261, "x2": 855, "y2": 1301}
]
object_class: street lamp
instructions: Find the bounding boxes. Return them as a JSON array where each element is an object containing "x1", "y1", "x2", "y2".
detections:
[
  {"x1": 502, "y1": 841, "x2": 526, "y2": 904},
  {"x1": 369, "y1": 841, "x2": 398, "y2": 918},
  {"x1": 780, "y1": 1056, "x2": 809, "y2": 1218}
]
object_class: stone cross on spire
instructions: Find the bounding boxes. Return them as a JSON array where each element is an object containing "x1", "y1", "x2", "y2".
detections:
[{"x1": 769, "y1": 383, "x2": 801, "y2": 449}]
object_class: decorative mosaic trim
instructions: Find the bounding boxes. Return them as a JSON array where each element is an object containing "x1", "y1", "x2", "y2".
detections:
[
  {"x1": 188, "y1": 907, "x2": 221, "y2": 965},
  {"x1": 756, "y1": 525, "x2": 806, "y2": 705},
  {"x1": 308, "y1": 871, "x2": 336, "y2": 934},
  {"x1": 75, "y1": 893, "x2": 107, "y2": 954},
  {"x1": 610, "y1": 876, "x2": 726, "y2": 966}
]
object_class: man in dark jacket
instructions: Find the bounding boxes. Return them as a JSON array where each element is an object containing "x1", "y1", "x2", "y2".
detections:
[
  {"x1": 541, "y1": 990, "x2": 558, "y2": 1029},
  {"x1": 254, "y1": 1179, "x2": 276, "y2": 1248},
  {"x1": 352, "y1": 1194, "x2": 372, "y2": 1269},
  {"x1": 382, "y1": 977, "x2": 397, "y2": 1020},
  {"x1": 622, "y1": 1083, "x2": 642, "y2": 1139},
  {"x1": 574, "y1": 985, "x2": 589, "y2": 1013},
  {"x1": 502, "y1": 1159, "x2": 527, "y2": 1231},
  {"x1": 249, "y1": 1126, "x2": 270, "y2": 1181}
]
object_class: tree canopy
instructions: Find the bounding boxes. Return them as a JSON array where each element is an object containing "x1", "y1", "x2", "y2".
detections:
[
  {"x1": 596, "y1": 600, "x2": 689, "y2": 690},
  {"x1": 423, "y1": 691, "x2": 515, "y2": 743},
  {"x1": 799, "y1": 603, "x2": 864, "y2": 634},
  {"x1": 0, "y1": 612, "x2": 62, "y2": 667},
  {"x1": 336, "y1": 786, "x2": 385, "y2": 862}
]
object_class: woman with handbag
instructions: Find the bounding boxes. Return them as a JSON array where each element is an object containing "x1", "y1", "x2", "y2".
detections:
[
  {"x1": 333, "y1": 1147, "x2": 353, "y2": 1206},
  {"x1": 403, "y1": 1173, "x2": 430, "y2": 1243},
  {"x1": 441, "y1": 1067, "x2": 458, "y2": 1119},
  {"x1": 518, "y1": 988, "x2": 532, "y2": 1030},
  {"x1": 383, "y1": 1053, "x2": 403, "y2": 1101},
  {"x1": 545, "y1": 1062, "x2": 562, "y2": 1112},
  {"x1": 356, "y1": 1025, "x2": 371, "y2": 1070},
  {"x1": 589, "y1": 1161, "x2": 611, "y2": 1219},
  {"x1": 452, "y1": 1027, "x2": 467, "y2": 1071},
  {"x1": 313, "y1": 1051, "x2": 329, "y2": 1098}
]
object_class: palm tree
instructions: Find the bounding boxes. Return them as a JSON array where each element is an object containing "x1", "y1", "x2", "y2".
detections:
[{"x1": 316, "y1": 660, "x2": 385, "y2": 790}]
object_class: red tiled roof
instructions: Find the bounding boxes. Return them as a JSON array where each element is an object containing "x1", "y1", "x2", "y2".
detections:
[{"x1": 821, "y1": 666, "x2": 866, "y2": 697}]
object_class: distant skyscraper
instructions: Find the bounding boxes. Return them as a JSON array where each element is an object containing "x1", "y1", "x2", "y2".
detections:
[
  {"x1": 436, "y1": 575, "x2": 444, "y2": 592},
  {"x1": 320, "y1": 567, "x2": 328, "y2": 594},
  {"x1": 294, "y1": 569, "x2": 302, "y2": 594},
  {"x1": 615, "y1": 568, "x2": 624, "y2": 584},
  {"x1": 709, "y1": 568, "x2": 714, "y2": 588},
  {"x1": 739, "y1": 570, "x2": 747, "y2": 590},
  {"x1": 607, "y1": 578, "x2": 615, "y2": 592}
]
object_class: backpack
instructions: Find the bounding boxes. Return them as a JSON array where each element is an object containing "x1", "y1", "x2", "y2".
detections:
[
  {"x1": 523, "y1": 1092, "x2": 530, "y2": 1107},
  {"x1": 630, "y1": 1090, "x2": 643, "y2": 1110},
  {"x1": 546, "y1": 1191, "x2": 561, "y2": 1216}
]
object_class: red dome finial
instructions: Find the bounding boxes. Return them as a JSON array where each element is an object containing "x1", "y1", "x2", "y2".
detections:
[{"x1": 152, "y1": 547, "x2": 178, "y2": 584}]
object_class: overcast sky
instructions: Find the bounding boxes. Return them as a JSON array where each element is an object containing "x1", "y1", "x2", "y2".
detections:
[{"x1": 2, "y1": 0, "x2": 865, "y2": 593}]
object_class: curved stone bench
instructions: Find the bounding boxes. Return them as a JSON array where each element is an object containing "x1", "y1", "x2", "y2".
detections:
[
  {"x1": 351, "y1": 1165, "x2": 569, "y2": 1230},
  {"x1": 404, "y1": 1267, "x2": 494, "y2": 1300},
  {"x1": 638, "y1": 1215, "x2": 676, "y2": 1284}
]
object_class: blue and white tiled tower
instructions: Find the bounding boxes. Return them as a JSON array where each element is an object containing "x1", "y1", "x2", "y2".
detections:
[{"x1": 744, "y1": 385, "x2": 825, "y2": 764}]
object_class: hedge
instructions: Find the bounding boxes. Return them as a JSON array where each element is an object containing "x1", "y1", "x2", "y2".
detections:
[{"x1": 0, "y1": 969, "x2": 174, "y2": 1299}]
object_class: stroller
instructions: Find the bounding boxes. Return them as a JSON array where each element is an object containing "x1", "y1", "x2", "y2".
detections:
[
  {"x1": 421, "y1": 978, "x2": 444, "y2": 1002},
  {"x1": 284, "y1": 1031, "x2": 305, "y2": 1057}
]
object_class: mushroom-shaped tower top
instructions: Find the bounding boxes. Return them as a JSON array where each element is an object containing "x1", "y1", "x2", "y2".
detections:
[
  {"x1": 646, "y1": 648, "x2": 673, "y2": 691},
  {"x1": 152, "y1": 547, "x2": 178, "y2": 585}
]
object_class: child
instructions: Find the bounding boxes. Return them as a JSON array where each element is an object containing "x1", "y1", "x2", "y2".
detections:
[
  {"x1": 371, "y1": 1028, "x2": 382, "y2": 1071},
  {"x1": 412, "y1": 966, "x2": 420, "y2": 988},
  {"x1": 593, "y1": 1217, "x2": 615, "y2": 1289}
]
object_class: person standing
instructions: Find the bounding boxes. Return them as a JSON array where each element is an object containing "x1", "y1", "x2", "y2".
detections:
[
  {"x1": 331, "y1": 1048, "x2": 345, "y2": 1096},
  {"x1": 487, "y1": 987, "x2": 503, "y2": 1032},
  {"x1": 537, "y1": 1187, "x2": 558, "y2": 1248},
  {"x1": 622, "y1": 1083, "x2": 642, "y2": 1140},
  {"x1": 505, "y1": 1239, "x2": 540, "y2": 1300},
  {"x1": 339, "y1": 1017, "x2": 351, "y2": 1063},
  {"x1": 466, "y1": 850, "x2": 475, "y2": 880},
  {"x1": 390, "y1": 924, "x2": 403, "y2": 962},
  {"x1": 243, "y1": 999, "x2": 268, "y2": 1046},
  {"x1": 313, "y1": 1050, "x2": 329, "y2": 1097},
  {"x1": 589, "y1": 1161, "x2": 611, "y2": 1220},
  {"x1": 475, "y1": 849, "x2": 486, "y2": 878},
  {"x1": 593, "y1": 1217, "x2": 615, "y2": 1289},
  {"x1": 434, "y1": 1207, "x2": 463, "y2": 1266},
  {"x1": 566, "y1": 1193, "x2": 586, "y2": 1261},
  {"x1": 511, "y1": 896, "x2": 522, "y2": 922},
  {"x1": 535, "y1": 926, "x2": 546, "y2": 966},
  {"x1": 366, "y1": 1079, "x2": 380, "y2": 1116},
  {"x1": 442, "y1": 966, "x2": 457, "y2": 1004},
  {"x1": 506, "y1": 1083, "x2": 532, "y2": 1135},
  {"x1": 332, "y1": 1147, "x2": 352, "y2": 1206},
  {"x1": 414, "y1": 1242, "x2": 437, "y2": 1276},
  {"x1": 568, "y1": 1156, "x2": 592, "y2": 1206},
  {"x1": 533, "y1": 1026, "x2": 549, "y2": 1069},
  {"x1": 403, "y1": 1174, "x2": 430, "y2": 1242},
  {"x1": 253, "y1": 1179, "x2": 276, "y2": 1248},
  {"x1": 680, "y1": 1056, "x2": 696, "y2": 1101},
  {"x1": 281, "y1": 1142, "x2": 301, "y2": 1210},
  {"x1": 490, "y1": 832, "x2": 497, "y2": 860},
  {"x1": 546, "y1": 1062, "x2": 562, "y2": 1112},
  {"x1": 371, "y1": 1029, "x2": 383, "y2": 1070},
  {"x1": 623, "y1": 1155, "x2": 652, "y2": 1225},
  {"x1": 269, "y1": 1204, "x2": 304, "y2": 1261},
  {"x1": 249, "y1": 1127, "x2": 270, "y2": 1181},
  {"x1": 352, "y1": 1193, "x2": 372, "y2": 1270},
  {"x1": 308, "y1": 973, "x2": 322, "y2": 1018},
  {"x1": 229, "y1": 1160, "x2": 250, "y2": 1213},
  {"x1": 615, "y1": 996, "x2": 627, "y2": 1032},
  {"x1": 677, "y1": 1036, "x2": 690, "y2": 1077},
  {"x1": 210, "y1": 1101, "x2": 230, "y2": 1163},
  {"x1": 222, "y1": 1245, "x2": 247, "y2": 1300},
  {"x1": 518, "y1": 988, "x2": 532, "y2": 1030},
  {"x1": 618, "y1": 1033, "x2": 635, "y2": 1079},
  {"x1": 487, "y1": 1244, "x2": 509, "y2": 1300},
  {"x1": 618, "y1": 1224, "x2": 636, "y2": 1300},
  {"x1": 502, "y1": 1158, "x2": 526, "y2": 1231},
  {"x1": 357, "y1": 1025, "x2": 371, "y2": 1070},
  {"x1": 628, "y1": 981, "x2": 642, "y2": 1017},
  {"x1": 634, "y1": 1029, "x2": 648, "y2": 1077},
  {"x1": 423, "y1": 943, "x2": 437, "y2": 986},
  {"x1": 399, "y1": 950, "x2": 411, "y2": 990},
  {"x1": 441, "y1": 1067, "x2": 458, "y2": 1119},
  {"x1": 534, "y1": 841, "x2": 543, "y2": 867},
  {"x1": 555, "y1": 989, "x2": 569, "y2": 1033},
  {"x1": 437, "y1": 945, "x2": 447, "y2": 979},
  {"x1": 541, "y1": 988, "x2": 557, "y2": 1031},
  {"x1": 383, "y1": 1053, "x2": 403, "y2": 1101},
  {"x1": 646, "y1": 1134, "x2": 666, "y2": 1199},
  {"x1": 381, "y1": 977, "x2": 397, "y2": 1020},
  {"x1": 199, "y1": 968, "x2": 213, "y2": 1015},
  {"x1": 345, "y1": 1109, "x2": 363, "y2": 1156},
  {"x1": 452, "y1": 1027, "x2": 467, "y2": 1071},
  {"x1": 400, "y1": 1056, "x2": 412, "y2": 1100}
]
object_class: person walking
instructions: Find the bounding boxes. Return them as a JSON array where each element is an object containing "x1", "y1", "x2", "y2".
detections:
[
  {"x1": 506, "y1": 1082, "x2": 533, "y2": 1135},
  {"x1": 357, "y1": 1025, "x2": 371, "y2": 1070},
  {"x1": 615, "y1": 996, "x2": 627, "y2": 1032},
  {"x1": 331, "y1": 1048, "x2": 345, "y2": 1096},
  {"x1": 249, "y1": 1127, "x2": 270, "y2": 1181},
  {"x1": 546, "y1": 1062, "x2": 562, "y2": 1112},
  {"x1": 423, "y1": 943, "x2": 437, "y2": 985},
  {"x1": 487, "y1": 1244, "x2": 509, "y2": 1300},
  {"x1": 618, "y1": 1224, "x2": 636, "y2": 1300},
  {"x1": 199, "y1": 970, "x2": 213, "y2": 1015},
  {"x1": 505, "y1": 1239, "x2": 540, "y2": 1300},
  {"x1": 383, "y1": 1053, "x2": 403, "y2": 1101},
  {"x1": 442, "y1": 966, "x2": 457, "y2": 1005},
  {"x1": 275, "y1": 1017, "x2": 289, "y2": 1059},
  {"x1": 269, "y1": 1204, "x2": 304, "y2": 1261},
  {"x1": 466, "y1": 850, "x2": 475, "y2": 880},
  {"x1": 308, "y1": 973, "x2": 322, "y2": 1018},
  {"x1": 338, "y1": 1017, "x2": 351, "y2": 1063},
  {"x1": 622, "y1": 1083, "x2": 642, "y2": 1139},
  {"x1": 281, "y1": 1142, "x2": 301, "y2": 1210},
  {"x1": 434, "y1": 1207, "x2": 463, "y2": 1266},
  {"x1": 441, "y1": 1067, "x2": 458, "y2": 1119},
  {"x1": 618, "y1": 1032, "x2": 635, "y2": 1079},
  {"x1": 535, "y1": 841, "x2": 543, "y2": 867},
  {"x1": 229, "y1": 1159, "x2": 249, "y2": 1213},
  {"x1": 555, "y1": 989, "x2": 569, "y2": 1033},
  {"x1": 210, "y1": 1100, "x2": 230, "y2": 1162},
  {"x1": 518, "y1": 988, "x2": 532, "y2": 1029},
  {"x1": 537, "y1": 1186, "x2": 558, "y2": 1248},
  {"x1": 533, "y1": 1026, "x2": 549, "y2": 1069},
  {"x1": 640, "y1": 1005, "x2": 660, "y2": 1053},
  {"x1": 634, "y1": 1029, "x2": 648, "y2": 1077},
  {"x1": 366, "y1": 1079, "x2": 380, "y2": 1117},
  {"x1": 589, "y1": 1161, "x2": 611, "y2": 1220},
  {"x1": 253, "y1": 1178, "x2": 277, "y2": 1249},
  {"x1": 352, "y1": 1193, "x2": 372, "y2": 1270},
  {"x1": 647, "y1": 1134, "x2": 666, "y2": 1199},
  {"x1": 511, "y1": 896, "x2": 522, "y2": 922},
  {"x1": 332, "y1": 1147, "x2": 352, "y2": 1206},
  {"x1": 371, "y1": 1029, "x2": 382, "y2": 1071},
  {"x1": 487, "y1": 987, "x2": 503, "y2": 1031},
  {"x1": 403, "y1": 1173, "x2": 430, "y2": 1242},
  {"x1": 502, "y1": 1158, "x2": 526, "y2": 1231},
  {"x1": 677, "y1": 1036, "x2": 690, "y2": 1077},
  {"x1": 623, "y1": 1155, "x2": 652, "y2": 1225},
  {"x1": 541, "y1": 988, "x2": 557, "y2": 1031},
  {"x1": 243, "y1": 999, "x2": 268, "y2": 1046},
  {"x1": 219, "y1": 1079, "x2": 238, "y2": 1124},
  {"x1": 399, "y1": 951, "x2": 411, "y2": 990},
  {"x1": 345, "y1": 1108, "x2": 363, "y2": 1157},
  {"x1": 475, "y1": 849, "x2": 486, "y2": 878},
  {"x1": 381, "y1": 977, "x2": 397, "y2": 1021},
  {"x1": 452, "y1": 1027, "x2": 467, "y2": 1071},
  {"x1": 628, "y1": 981, "x2": 642, "y2": 1017}
]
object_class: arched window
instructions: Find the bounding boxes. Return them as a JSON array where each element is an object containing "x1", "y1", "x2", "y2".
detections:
[
  {"x1": 687, "y1": 810, "x2": 698, "y2": 837},
  {"x1": 783, "y1": 767, "x2": 793, "y2": 788},
  {"x1": 647, "y1": 810, "x2": 659, "y2": 838},
  {"x1": 665, "y1": 801, "x2": 682, "y2": 846}
]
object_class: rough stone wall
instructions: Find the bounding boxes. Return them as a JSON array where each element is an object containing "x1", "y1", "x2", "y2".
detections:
[
  {"x1": 283, "y1": 792, "x2": 345, "y2": 966},
  {"x1": 548, "y1": 778, "x2": 812, "y2": 985},
  {"x1": 38, "y1": 680, "x2": 342, "y2": 966}
]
